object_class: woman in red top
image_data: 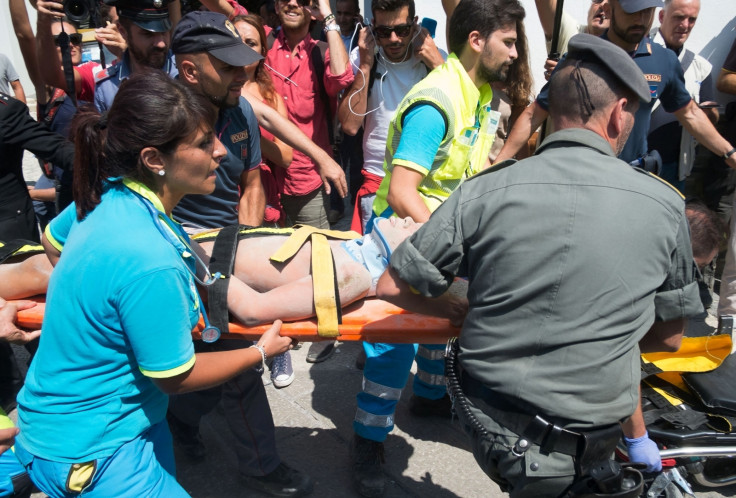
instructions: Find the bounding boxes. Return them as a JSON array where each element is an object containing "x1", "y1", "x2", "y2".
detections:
[{"x1": 234, "y1": 14, "x2": 292, "y2": 227}]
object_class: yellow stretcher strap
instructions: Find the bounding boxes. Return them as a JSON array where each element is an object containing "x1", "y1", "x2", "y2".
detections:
[
  {"x1": 270, "y1": 226, "x2": 360, "y2": 337},
  {"x1": 191, "y1": 225, "x2": 294, "y2": 243},
  {"x1": 311, "y1": 233, "x2": 339, "y2": 337},
  {"x1": 269, "y1": 225, "x2": 360, "y2": 263}
]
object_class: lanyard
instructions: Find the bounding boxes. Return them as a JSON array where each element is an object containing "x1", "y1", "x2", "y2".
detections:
[{"x1": 132, "y1": 189, "x2": 222, "y2": 343}]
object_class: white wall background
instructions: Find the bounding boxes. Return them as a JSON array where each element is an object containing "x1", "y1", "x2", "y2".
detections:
[{"x1": 1, "y1": 0, "x2": 735, "y2": 101}]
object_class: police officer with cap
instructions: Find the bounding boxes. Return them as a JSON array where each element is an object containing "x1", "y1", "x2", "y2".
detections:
[
  {"x1": 376, "y1": 33, "x2": 703, "y2": 496},
  {"x1": 94, "y1": 0, "x2": 177, "y2": 111},
  {"x1": 166, "y1": 10, "x2": 314, "y2": 497}
]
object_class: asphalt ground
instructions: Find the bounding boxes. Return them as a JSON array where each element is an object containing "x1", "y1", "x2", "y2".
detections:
[{"x1": 17, "y1": 115, "x2": 736, "y2": 497}]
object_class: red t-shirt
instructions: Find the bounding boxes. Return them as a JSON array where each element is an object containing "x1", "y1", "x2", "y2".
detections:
[
  {"x1": 265, "y1": 31, "x2": 353, "y2": 196},
  {"x1": 75, "y1": 61, "x2": 102, "y2": 102}
]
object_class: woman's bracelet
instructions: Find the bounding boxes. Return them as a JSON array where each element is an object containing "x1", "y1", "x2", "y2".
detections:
[{"x1": 250, "y1": 344, "x2": 267, "y2": 373}]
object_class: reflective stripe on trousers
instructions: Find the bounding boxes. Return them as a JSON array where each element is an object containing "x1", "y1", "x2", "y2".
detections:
[
  {"x1": 354, "y1": 342, "x2": 417, "y2": 442},
  {"x1": 413, "y1": 344, "x2": 447, "y2": 400}
]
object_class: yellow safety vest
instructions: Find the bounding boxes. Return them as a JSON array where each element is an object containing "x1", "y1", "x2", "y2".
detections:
[{"x1": 373, "y1": 54, "x2": 495, "y2": 217}]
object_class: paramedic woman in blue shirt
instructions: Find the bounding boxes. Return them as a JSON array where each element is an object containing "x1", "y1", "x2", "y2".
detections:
[{"x1": 12, "y1": 72, "x2": 294, "y2": 498}]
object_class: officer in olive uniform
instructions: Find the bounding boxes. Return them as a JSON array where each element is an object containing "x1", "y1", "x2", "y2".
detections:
[
  {"x1": 94, "y1": 0, "x2": 177, "y2": 112},
  {"x1": 375, "y1": 34, "x2": 704, "y2": 496},
  {"x1": 0, "y1": 93, "x2": 73, "y2": 242}
]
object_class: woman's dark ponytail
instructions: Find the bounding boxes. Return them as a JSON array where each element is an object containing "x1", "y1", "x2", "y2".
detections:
[{"x1": 69, "y1": 106, "x2": 109, "y2": 220}]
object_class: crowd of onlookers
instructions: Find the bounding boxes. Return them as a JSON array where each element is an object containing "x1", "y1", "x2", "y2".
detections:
[{"x1": 1, "y1": 0, "x2": 736, "y2": 496}]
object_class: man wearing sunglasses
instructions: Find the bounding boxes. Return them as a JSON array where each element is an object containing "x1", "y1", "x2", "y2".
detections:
[
  {"x1": 336, "y1": 1, "x2": 443, "y2": 495},
  {"x1": 343, "y1": 0, "x2": 524, "y2": 495},
  {"x1": 35, "y1": 1, "x2": 125, "y2": 102}
]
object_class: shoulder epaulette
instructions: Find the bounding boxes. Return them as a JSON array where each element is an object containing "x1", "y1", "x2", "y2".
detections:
[
  {"x1": 630, "y1": 166, "x2": 685, "y2": 199},
  {"x1": 94, "y1": 64, "x2": 119, "y2": 84},
  {"x1": 466, "y1": 158, "x2": 518, "y2": 181}
]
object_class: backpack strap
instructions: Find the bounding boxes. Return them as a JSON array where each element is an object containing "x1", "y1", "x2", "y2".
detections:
[{"x1": 311, "y1": 41, "x2": 337, "y2": 146}]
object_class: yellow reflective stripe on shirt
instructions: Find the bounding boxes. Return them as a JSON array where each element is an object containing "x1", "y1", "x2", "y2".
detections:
[
  {"x1": 44, "y1": 224, "x2": 64, "y2": 253},
  {"x1": 140, "y1": 355, "x2": 196, "y2": 379},
  {"x1": 122, "y1": 178, "x2": 167, "y2": 214},
  {"x1": 392, "y1": 158, "x2": 429, "y2": 176}
]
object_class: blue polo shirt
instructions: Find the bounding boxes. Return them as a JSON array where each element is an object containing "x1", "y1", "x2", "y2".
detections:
[
  {"x1": 537, "y1": 32, "x2": 692, "y2": 163},
  {"x1": 94, "y1": 51, "x2": 179, "y2": 113},
  {"x1": 18, "y1": 179, "x2": 198, "y2": 462},
  {"x1": 173, "y1": 96, "x2": 262, "y2": 228}
]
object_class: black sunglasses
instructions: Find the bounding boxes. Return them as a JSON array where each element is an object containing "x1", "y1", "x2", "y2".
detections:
[
  {"x1": 372, "y1": 23, "x2": 413, "y2": 39},
  {"x1": 54, "y1": 33, "x2": 83, "y2": 46}
]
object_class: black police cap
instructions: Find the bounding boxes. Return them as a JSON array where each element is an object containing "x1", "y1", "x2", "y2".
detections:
[
  {"x1": 618, "y1": 0, "x2": 663, "y2": 14},
  {"x1": 103, "y1": 0, "x2": 171, "y2": 32},
  {"x1": 172, "y1": 11, "x2": 263, "y2": 67},
  {"x1": 566, "y1": 34, "x2": 651, "y2": 103}
]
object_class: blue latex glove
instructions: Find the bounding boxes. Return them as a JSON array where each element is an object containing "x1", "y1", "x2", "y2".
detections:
[{"x1": 624, "y1": 432, "x2": 662, "y2": 472}]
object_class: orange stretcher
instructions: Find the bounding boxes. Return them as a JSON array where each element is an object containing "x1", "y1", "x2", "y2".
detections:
[{"x1": 13, "y1": 296, "x2": 459, "y2": 344}]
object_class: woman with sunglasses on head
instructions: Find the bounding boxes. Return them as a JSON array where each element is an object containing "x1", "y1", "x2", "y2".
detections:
[
  {"x1": 234, "y1": 14, "x2": 293, "y2": 228},
  {"x1": 12, "y1": 72, "x2": 293, "y2": 498}
]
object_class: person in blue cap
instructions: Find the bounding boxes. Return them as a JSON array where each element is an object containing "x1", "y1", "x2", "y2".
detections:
[
  {"x1": 167, "y1": 11, "x2": 313, "y2": 497},
  {"x1": 376, "y1": 33, "x2": 703, "y2": 496},
  {"x1": 94, "y1": 0, "x2": 178, "y2": 111}
]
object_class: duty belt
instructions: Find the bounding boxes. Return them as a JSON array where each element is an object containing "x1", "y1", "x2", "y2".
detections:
[{"x1": 460, "y1": 373, "x2": 621, "y2": 466}]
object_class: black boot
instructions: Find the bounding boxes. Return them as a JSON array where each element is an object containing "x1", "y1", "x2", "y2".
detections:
[
  {"x1": 352, "y1": 434, "x2": 386, "y2": 497},
  {"x1": 241, "y1": 462, "x2": 314, "y2": 497},
  {"x1": 408, "y1": 393, "x2": 453, "y2": 419}
]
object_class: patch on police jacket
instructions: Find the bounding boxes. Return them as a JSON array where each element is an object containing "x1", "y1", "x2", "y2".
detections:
[
  {"x1": 644, "y1": 74, "x2": 662, "y2": 82},
  {"x1": 231, "y1": 130, "x2": 249, "y2": 143}
]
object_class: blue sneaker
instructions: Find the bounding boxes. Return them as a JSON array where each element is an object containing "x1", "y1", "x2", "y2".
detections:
[{"x1": 271, "y1": 351, "x2": 294, "y2": 388}]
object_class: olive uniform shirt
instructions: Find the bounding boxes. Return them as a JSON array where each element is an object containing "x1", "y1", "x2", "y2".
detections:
[{"x1": 390, "y1": 128, "x2": 703, "y2": 429}]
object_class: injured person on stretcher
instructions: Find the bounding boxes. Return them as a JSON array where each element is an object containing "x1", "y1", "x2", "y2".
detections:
[{"x1": 0, "y1": 217, "x2": 469, "y2": 327}]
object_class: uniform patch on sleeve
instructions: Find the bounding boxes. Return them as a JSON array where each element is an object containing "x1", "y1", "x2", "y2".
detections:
[{"x1": 231, "y1": 130, "x2": 249, "y2": 143}]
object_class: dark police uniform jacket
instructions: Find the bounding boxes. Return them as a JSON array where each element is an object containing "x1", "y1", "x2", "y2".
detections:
[{"x1": 0, "y1": 93, "x2": 74, "y2": 241}]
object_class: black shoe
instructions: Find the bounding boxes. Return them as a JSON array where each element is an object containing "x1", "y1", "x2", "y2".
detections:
[
  {"x1": 306, "y1": 340, "x2": 336, "y2": 363},
  {"x1": 166, "y1": 412, "x2": 206, "y2": 462},
  {"x1": 351, "y1": 435, "x2": 386, "y2": 497},
  {"x1": 408, "y1": 393, "x2": 453, "y2": 419},
  {"x1": 355, "y1": 348, "x2": 366, "y2": 370},
  {"x1": 241, "y1": 462, "x2": 314, "y2": 497}
]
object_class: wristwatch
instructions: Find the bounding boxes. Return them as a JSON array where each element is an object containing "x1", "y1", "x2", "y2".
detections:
[
  {"x1": 324, "y1": 23, "x2": 341, "y2": 34},
  {"x1": 724, "y1": 147, "x2": 736, "y2": 160}
]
